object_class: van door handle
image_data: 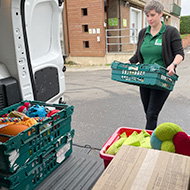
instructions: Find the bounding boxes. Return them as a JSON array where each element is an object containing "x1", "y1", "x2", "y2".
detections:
[
  {"x1": 58, "y1": 0, "x2": 64, "y2": 6},
  {"x1": 62, "y1": 65, "x2": 66, "y2": 72}
]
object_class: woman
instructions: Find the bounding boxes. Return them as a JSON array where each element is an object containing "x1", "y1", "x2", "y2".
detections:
[{"x1": 128, "y1": 0, "x2": 184, "y2": 130}]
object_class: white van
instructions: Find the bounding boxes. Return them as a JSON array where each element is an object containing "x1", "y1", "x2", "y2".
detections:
[{"x1": 0, "y1": 0, "x2": 66, "y2": 109}]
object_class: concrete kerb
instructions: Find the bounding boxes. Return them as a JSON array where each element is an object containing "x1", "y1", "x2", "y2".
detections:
[
  {"x1": 65, "y1": 65, "x2": 111, "y2": 72},
  {"x1": 65, "y1": 53, "x2": 133, "y2": 71}
]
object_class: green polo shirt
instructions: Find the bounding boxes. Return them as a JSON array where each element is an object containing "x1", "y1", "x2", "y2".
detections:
[{"x1": 140, "y1": 22, "x2": 166, "y2": 67}]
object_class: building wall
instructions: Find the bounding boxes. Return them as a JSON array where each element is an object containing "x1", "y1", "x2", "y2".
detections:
[
  {"x1": 120, "y1": 4, "x2": 131, "y2": 52},
  {"x1": 65, "y1": 0, "x2": 182, "y2": 65},
  {"x1": 106, "y1": 0, "x2": 181, "y2": 54},
  {"x1": 142, "y1": 0, "x2": 171, "y2": 13},
  {"x1": 106, "y1": 0, "x2": 119, "y2": 52},
  {"x1": 128, "y1": 0, "x2": 181, "y2": 29},
  {"x1": 66, "y1": 0, "x2": 105, "y2": 57}
]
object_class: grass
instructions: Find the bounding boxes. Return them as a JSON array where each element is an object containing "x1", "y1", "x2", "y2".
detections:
[
  {"x1": 181, "y1": 34, "x2": 189, "y2": 39},
  {"x1": 65, "y1": 61, "x2": 112, "y2": 68},
  {"x1": 65, "y1": 61, "x2": 79, "y2": 65}
]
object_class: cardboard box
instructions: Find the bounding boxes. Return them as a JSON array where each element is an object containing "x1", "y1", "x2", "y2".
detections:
[{"x1": 93, "y1": 145, "x2": 190, "y2": 190}]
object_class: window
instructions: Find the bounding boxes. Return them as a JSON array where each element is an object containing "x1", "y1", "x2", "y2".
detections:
[
  {"x1": 83, "y1": 41, "x2": 89, "y2": 48},
  {"x1": 81, "y1": 8, "x2": 88, "y2": 16},
  {"x1": 82, "y1": 25, "x2": 88, "y2": 32}
]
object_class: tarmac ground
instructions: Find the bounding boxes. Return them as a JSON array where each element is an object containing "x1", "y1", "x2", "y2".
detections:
[{"x1": 64, "y1": 46, "x2": 190, "y2": 149}]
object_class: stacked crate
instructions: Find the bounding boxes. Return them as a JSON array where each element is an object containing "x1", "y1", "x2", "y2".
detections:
[
  {"x1": 111, "y1": 61, "x2": 178, "y2": 91},
  {"x1": 0, "y1": 100, "x2": 74, "y2": 190}
]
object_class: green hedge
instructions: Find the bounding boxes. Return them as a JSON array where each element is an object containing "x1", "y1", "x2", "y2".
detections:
[{"x1": 180, "y1": 16, "x2": 190, "y2": 34}]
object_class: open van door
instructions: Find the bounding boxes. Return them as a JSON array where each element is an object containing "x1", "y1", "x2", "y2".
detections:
[{"x1": 0, "y1": 0, "x2": 65, "y2": 108}]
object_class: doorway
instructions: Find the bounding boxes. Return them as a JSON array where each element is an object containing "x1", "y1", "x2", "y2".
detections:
[{"x1": 130, "y1": 7, "x2": 142, "y2": 43}]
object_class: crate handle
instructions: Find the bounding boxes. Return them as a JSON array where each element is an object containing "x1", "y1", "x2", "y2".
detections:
[
  {"x1": 0, "y1": 133, "x2": 14, "y2": 138},
  {"x1": 128, "y1": 65, "x2": 138, "y2": 71},
  {"x1": 56, "y1": 130, "x2": 74, "y2": 146}
]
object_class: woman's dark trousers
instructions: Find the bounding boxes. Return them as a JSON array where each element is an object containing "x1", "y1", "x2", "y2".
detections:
[{"x1": 140, "y1": 87, "x2": 170, "y2": 130}]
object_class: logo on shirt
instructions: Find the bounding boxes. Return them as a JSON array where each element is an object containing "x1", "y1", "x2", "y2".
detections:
[{"x1": 155, "y1": 39, "x2": 162, "y2": 46}]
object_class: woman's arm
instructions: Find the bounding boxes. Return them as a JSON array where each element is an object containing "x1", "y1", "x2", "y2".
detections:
[
  {"x1": 166, "y1": 27, "x2": 184, "y2": 76},
  {"x1": 167, "y1": 54, "x2": 183, "y2": 76}
]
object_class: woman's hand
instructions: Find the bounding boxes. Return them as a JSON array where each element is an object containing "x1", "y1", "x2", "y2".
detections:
[{"x1": 167, "y1": 63, "x2": 176, "y2": 76}]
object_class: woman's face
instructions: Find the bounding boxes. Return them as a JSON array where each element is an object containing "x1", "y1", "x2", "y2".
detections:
[{"x1": 146, "y1": 9, "x2": 163, "y2": 27}]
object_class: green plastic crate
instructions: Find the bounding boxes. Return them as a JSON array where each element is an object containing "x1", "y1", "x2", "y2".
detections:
[
  {"x1": 0, "y1": 129, "x2": 75, "y2": 190},
  {"x1": 111, "y1": 60, "x2": 178, "y2": 91},
  {"x1": 0, "y1": 100, "x2": 74, "y2": 173}
]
